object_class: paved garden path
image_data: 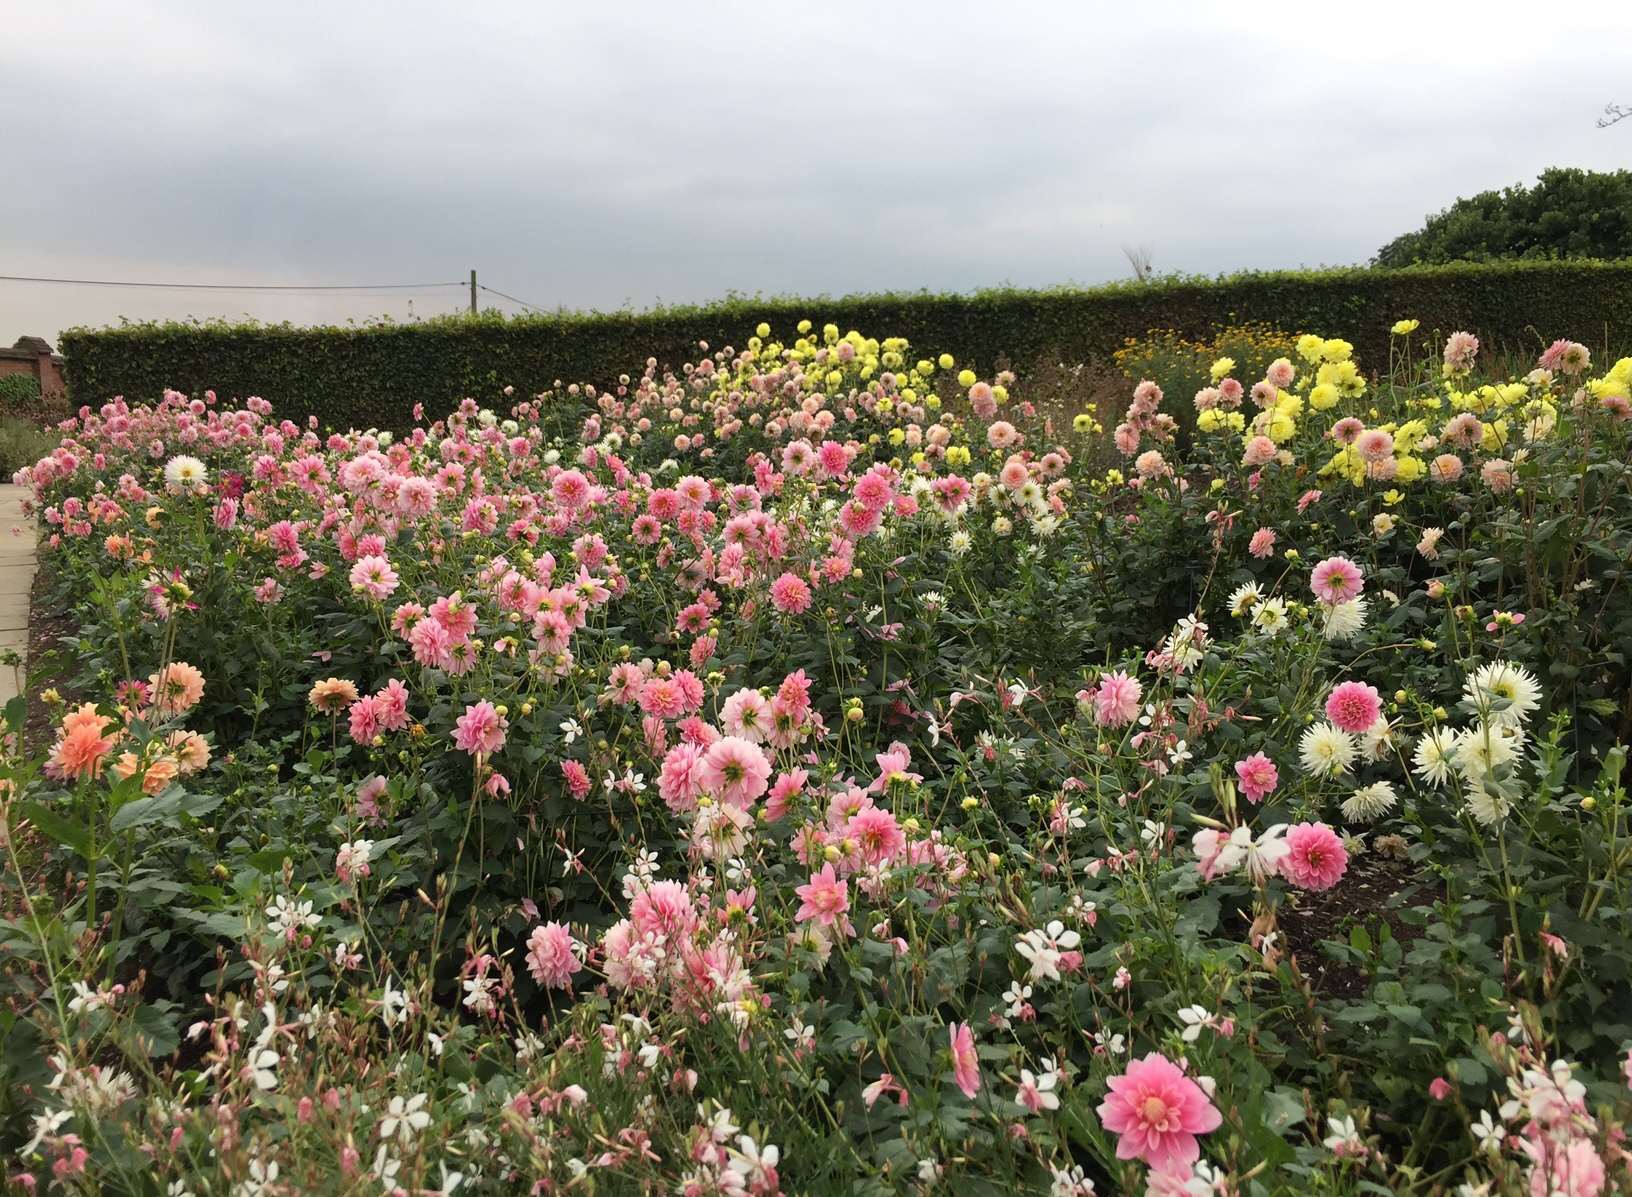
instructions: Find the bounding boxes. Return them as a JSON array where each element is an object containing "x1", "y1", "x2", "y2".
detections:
[{"x1": 0, "y1": 484, "x2": 36, "y2": 706}]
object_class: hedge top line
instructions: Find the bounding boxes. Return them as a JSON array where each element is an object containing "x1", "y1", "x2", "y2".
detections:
[
  {"x1": 58, "y1": 257, "x2": 1632, "y2": 344},
  {"x1": 57, "y1": 259, "x2": 1632, "y2": 433}
]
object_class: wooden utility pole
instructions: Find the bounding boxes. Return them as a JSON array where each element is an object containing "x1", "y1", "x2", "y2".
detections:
[{"x1": 469, "y1": 269, "x2": 478, "y2": 315}]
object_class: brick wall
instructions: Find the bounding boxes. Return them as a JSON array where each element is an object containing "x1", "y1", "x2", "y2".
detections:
[{"x1": 0, "y1": 336, "x2": 65, "y2": 395}]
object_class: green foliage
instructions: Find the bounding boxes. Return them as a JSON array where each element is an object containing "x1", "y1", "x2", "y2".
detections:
[
  {"x1": 0, "y1": 416, "x2": 59, "y2": 476},
  {"x1": 60, "y1": 259, "x2": 1632, "y2": 432},
  {"x1": 1375, "y1": 168, "x2": 1632, "y2": 267},
  {"x1": 0, "y1": 375, "x2": 41, "y2": 407}
]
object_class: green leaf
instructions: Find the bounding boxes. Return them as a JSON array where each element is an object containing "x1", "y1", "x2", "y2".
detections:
[
  {"x1": 128, "y1": 1002, "x2": 180, "y2": 1057},
  {"x1": 19, "y1": 801, "x2": 94, "y2": 859},
  {"x1": 109, "y1": 791, "x2": 183, "y2": 834},
  {"x1": 1262, "y1": 1086, "x2": 1307, "y2": 1132}
]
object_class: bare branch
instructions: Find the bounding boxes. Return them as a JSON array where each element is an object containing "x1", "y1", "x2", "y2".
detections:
[
  {"x1": 1121, "y1": 243, "x2": 1154, "y2": 282},
  {"x1": 1597, "y1": 102, "x2": 1631, "y2": 129}
]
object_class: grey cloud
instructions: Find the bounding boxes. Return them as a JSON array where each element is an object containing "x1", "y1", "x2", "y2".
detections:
[{"x1": 3, "y1": 0, "x2": 1630, "y2": 344}]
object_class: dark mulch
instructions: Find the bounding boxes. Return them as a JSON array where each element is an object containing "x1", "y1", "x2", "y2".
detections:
[{"x1": 1276, "y1": 853, "x2": 1440, "y2": 999}]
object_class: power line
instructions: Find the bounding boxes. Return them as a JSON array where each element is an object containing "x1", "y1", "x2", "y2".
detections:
[
  {"x1": 0, "y1": 273, "x2": 464, "y2": 292},
  {"x1": 478, "y1": 283, "x2": 550, "y2": 314}
]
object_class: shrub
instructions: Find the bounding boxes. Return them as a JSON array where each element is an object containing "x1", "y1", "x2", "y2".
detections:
[
  {"x1": 0, "y1": 375, "x2": 41, "y2": 407},
  {"x1": 1375, "y1": 167, "x2": 1632, "y2": 266},
  {"x1": 0, "y1": 415, "x2": 60, "y2": 476},
  {"x1": 59, "y1": 259, "x2": 1632, "y2": 433}
]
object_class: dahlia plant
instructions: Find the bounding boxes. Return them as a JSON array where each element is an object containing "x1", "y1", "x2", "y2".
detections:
[{"x1": 0, "y1": 319, "x2": 1629, "y2": 1194}]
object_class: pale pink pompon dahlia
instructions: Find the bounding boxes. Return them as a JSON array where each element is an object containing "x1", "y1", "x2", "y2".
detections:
[{"x1": 1325, "y1": 681, "x2": 1382, "y2": 735}]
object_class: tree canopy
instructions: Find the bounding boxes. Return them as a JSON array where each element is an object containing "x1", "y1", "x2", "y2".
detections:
[{"x1": 1374, "y1": 167, "x2": 1632, "y2": 267}]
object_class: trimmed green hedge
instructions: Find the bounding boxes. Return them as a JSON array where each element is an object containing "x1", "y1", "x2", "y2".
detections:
[{"x1": 61, "y1": 260, "x2": 1632, "y2": 432}]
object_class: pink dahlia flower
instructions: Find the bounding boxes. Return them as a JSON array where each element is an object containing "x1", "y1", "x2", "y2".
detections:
[
  {"x1": 1093, "y1": 671, "x2": 1143, "y2": 728},
  {"x1": 1282, "y1": 822, "x2": 1348, "y2": 891},
  {"x1": 1234, "y1": 752, "x2": 1279, "y2": 803},
  {"x1": 452, "y1": 700, "x2": 507, "y2": 756},
  {"x1": 700, "y1": 735, "x2": 772, "y2": 809},
  {"x1": 1097, "y1": 1052, "x2": 1222, "y2": 1170},
  {"x1": 1310, "y1": 556, "x2": 1363, "y2": 604},
  {"x1": 794, "y1": 862, "x2": 850, "y2": 928},
  {"x1": 524, "y1": 921, "x2": 582, "y2": 990},
  {"x1": 1325, "y1": 681, "x2": 1382, "y2": 735}
]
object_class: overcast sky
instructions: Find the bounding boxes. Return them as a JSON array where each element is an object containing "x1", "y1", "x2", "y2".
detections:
[{"x1": 2, "y1": 0, "x2": 1629, "y2": 347}]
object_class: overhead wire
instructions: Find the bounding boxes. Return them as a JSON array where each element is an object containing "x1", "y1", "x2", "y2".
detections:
[
  {"x1": 0, "y1": 273, "x2": 464, "y2": 292},
  {"x1": 477, "y1": 283, "x2": 550, "y2": 314}
]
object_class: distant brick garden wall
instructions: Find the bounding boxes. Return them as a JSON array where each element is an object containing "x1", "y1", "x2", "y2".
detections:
[
  {"x1": 0, "y1": 336, "x2": 65, "y2": 400},
  {"x1": 60, "y1": 259, "x2": 1632, "y2": 431}
]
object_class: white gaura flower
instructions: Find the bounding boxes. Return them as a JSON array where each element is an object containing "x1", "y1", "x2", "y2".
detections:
[
  {"x1": 379, "y1": 977, "x2": 408, "y2": 1028},
  {"x1": 67, "y1": 980, "x2": 113, "y2": 1015},
  {"x1": 559, "y1": 718, "x2": 583, "y2": 743},
  {"x1": 380, "y1": 1093, "x2": 431, "y2": 1144},
  {"x1": 1177, "y1": 1005, "x2": 1214, "y2": 1042},
  {"x1": 1050, "y1": 1164, "x2": 1096, "y2": 1197},
  {"x1": 1094, "y1": 1029, "x2": 1127, "y2": 1055},
  {"x1": 432, "y1": 1162, "x2": 465, "y2": 1195},
  {"x1": 371, "y1": 1146, "x2": 401, "y2": 1186},
  {"x1": 1015, "y1": 1067, "x2": 1061, "y2": 1111},
  {"x1": 265, "y1": 894, "x2": 319, "y2": 938},
  {"x1": 461, "y1": 974, "x2": 497, "y2": 1016},
  {"x1": 1015, "y1": 921, "x2": 1080, "y2": 983},
  {"x1": 1003, "y1": 981, "x2": 1033, "y2": 1017},
  {"x1": 235, "y1": 1158, "x2": 280, "y2": 1197},
  {"x1": 1246, "y1": 823, "x2": 1290, "y2": 882},
  {"x1": 22, "y1": 1108, "x2": 71, "y2": 1154},
  {"x1": 247, "y1": 1046, "x2": 280, "y2": 1091},
  {"x1": 1342, "y1": 781, "x2": 1398, "y2": 824},
  {"x1": 1462, "y1": 661, "x2": 1541, "y2": 728},
  {"x1": 1299, "y1": 722, "x2": 1357, "y2": 778},
  {"x1": 1193, "y1": 825, "x2": 1250, "y2": 880},
  {"x1": 1471, "y1": 1108, "x2": 1504, "y2": 1153},
  {"x1": 725, "y1": 1135, "x2": 781, "y2": 1186},
  {"x1": 1322, "y1": 1114, "x2": 1362, "y2": 1152}
]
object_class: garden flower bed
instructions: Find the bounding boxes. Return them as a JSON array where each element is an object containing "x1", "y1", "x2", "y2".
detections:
[{"x1": 2, "y1": 320, "x2": 1631, "y2": 1195}]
